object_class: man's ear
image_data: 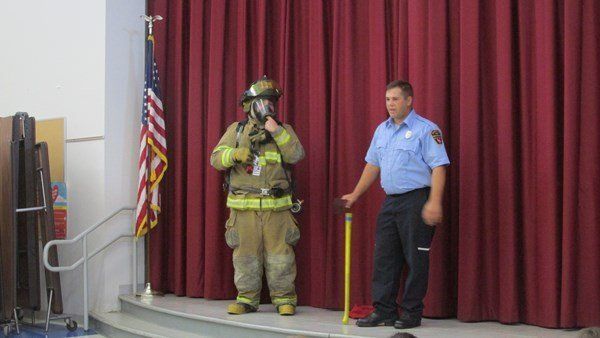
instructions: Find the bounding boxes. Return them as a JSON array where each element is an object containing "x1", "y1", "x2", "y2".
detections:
[{"x1": 406, "y1": 95, "x2": 413, "y2": 107}]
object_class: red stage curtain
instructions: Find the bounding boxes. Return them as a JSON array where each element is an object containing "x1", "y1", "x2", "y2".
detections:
[{"x1": 147, "y1": 0, "x2": 599, "y2": 328}]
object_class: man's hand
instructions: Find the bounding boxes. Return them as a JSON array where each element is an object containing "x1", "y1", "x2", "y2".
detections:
[
  {"x1": 340, "y1": 193, "x2": 359, "y2": 209},
  {"x1": 422, "y1": 200, "x2": 443, "y2": 226},
  {"x1": 265, "y1": 116, "x2": 281, "y2": 134},
  {"x1": 339, "y1": 164, "x2": 380, "y2": 210},
  {"x1": 232, "y1": 147, "x2": 253, "y2": 164}
]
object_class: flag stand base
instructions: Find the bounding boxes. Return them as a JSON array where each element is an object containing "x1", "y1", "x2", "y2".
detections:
[{"x1": 136, "y1": 282, "x2": 163, "y2": 298}]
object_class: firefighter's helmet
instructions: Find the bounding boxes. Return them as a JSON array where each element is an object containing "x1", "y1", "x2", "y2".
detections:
[{"x1": 239, "y1": 75, "x2": 283, "y2": 113}]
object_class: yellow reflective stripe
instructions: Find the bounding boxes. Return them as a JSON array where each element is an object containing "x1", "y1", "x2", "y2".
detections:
[
  {"x1": 257, "y1": 152, "x2": 280, "y2": 165},
  {"x1": 236, "y1": 296, "x2": 259, "y2": 307},
  {"x1": 272, "y1": 296, "x2": 297, "y2": 306},
  {"x1": 264, "y1": 151, "x2": 281, "y2": 163},
  {"x1": 227, "y1": 195, "x2": 293, "y2": 210},
  {"x1": 213, "y1": 145, "x2": 232, "y2": 154},
  {"x1": 222, "y1": 148, "x2": 234, "y2": 167},
  {"x1": 274, "y1": 129, "x2": 291, "y2": 146}
]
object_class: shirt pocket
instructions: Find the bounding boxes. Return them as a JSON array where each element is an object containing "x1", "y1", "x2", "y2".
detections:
[
  {"x1": 375, "y1": 139, "x2": 388, "y2": 164},
  {"x1": 391, "y1": 139, "x2": 419, "y2": 169}
]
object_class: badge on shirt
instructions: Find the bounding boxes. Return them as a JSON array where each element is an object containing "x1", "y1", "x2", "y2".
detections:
[
  {"x1": 405, "y1": 130, "x2": 412, "y2": 139},
  {"x1": 431, "y1": 130, "x2": 443, "y2": 144}
]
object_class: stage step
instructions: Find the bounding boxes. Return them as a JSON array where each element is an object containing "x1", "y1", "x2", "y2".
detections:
[
  {"x1": 90, "y1": 310, "x2": 210, "y2": 338},
  {"x1": 90, "y1": 295, "x2": 579, "y2": 338},
  {"x1": 90, "y1": 295, "x2": 376, "y2": 338}
]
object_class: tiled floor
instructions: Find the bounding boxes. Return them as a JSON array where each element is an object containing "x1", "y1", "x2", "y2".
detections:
[{"x1": 3, "y1": 321, "x2": 105, "y2": 338}]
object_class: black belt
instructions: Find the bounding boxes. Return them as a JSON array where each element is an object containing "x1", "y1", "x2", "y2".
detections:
[
  {"x1": 387, "y1": 187, "x2": 430, "y2": 197},
  {"x1": 230, "y1": 186, "x2": 291, "y2": 198}
]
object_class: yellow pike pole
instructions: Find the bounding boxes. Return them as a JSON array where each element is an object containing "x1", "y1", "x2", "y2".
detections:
[{"x1": 342, "y1": 212, "x2": 352, "y2": 324}]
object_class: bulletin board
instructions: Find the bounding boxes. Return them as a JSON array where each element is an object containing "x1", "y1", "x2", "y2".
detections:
[{"x1": 36, "y1": 118, "x2": 65, "y2": 182}]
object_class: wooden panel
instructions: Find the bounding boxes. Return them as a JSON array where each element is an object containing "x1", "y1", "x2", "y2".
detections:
[
  {"x1": 15, "y1": 114, "x2": 41, "y2": 311},
  {"x1": 0, "y1": 117, "x2": 17, "y2": 320}
]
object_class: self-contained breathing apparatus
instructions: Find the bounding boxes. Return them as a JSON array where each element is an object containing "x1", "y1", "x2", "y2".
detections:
[{"x1": 222, "y1": 76, "x2": 303, "y2": 213}]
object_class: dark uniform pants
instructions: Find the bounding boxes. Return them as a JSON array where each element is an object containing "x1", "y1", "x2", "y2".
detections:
[{"x1": 372, "y1": 187, "x2": 435, "y2": 316}]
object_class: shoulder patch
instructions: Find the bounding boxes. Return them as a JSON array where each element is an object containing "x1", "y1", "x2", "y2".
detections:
[{"x1": 431, "y1": 130, "x2": 443, "y2": 144}]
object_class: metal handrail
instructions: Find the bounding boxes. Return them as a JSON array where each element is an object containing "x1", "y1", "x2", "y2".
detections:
[
  {"x1": 46, "y1": 234, "x2": 135, "y2": 272},
  {"x1": 43, "y1": 206, "x2": 137, "y2": 331}
]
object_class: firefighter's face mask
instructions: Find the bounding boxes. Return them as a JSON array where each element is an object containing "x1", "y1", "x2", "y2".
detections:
[{"x1": 250, "y1": 98, "x2": 276, "y2": 123}]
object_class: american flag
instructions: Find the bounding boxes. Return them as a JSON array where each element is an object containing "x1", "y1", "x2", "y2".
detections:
[{"x1": 135, "y1": 34, "x2": 167, "y2": 237}]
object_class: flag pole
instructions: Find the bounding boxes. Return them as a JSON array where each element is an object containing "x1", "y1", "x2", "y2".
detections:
[{"x1": 137, "y1": 14, "x2": 164, "y2": 299}]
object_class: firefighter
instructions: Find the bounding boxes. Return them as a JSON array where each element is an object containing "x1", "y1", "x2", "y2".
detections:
[{"x1": 210, "y1": 76, "x2": 305, "y2": 316}]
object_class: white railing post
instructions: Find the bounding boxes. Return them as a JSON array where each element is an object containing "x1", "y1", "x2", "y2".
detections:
[
  {"x1": 132, "y1": 211, "x2": 138, "y2": 295},
  {"x1": 83, "y1": 235, "x2": 89, "y2": 331}
]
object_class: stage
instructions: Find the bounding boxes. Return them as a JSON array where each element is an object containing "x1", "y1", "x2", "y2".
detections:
[{"x1": 89, "y1": 294, "x2": 580, "y2": 337}]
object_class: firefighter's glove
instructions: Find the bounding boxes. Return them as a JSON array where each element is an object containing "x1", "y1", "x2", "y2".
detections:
[{"x1": 232, "y1": 147, "x2": 253, "y2": 164}]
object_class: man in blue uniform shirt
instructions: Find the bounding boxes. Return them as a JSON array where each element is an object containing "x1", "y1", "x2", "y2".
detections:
[{"x1": 341, "y1": 80, "x2": 449, "y2": 329}]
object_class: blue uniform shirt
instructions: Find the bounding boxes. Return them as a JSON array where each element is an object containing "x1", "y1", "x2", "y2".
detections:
[{"x1": 365, "y1": 109, "x2": 450, "y2": 195}]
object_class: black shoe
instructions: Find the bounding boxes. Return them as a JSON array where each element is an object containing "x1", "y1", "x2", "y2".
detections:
[
  {"x1": 394, "y1": 312, "x2": 422, "y2": 329},
  {"x1": 356, "y1": 312, "x2": 398, "y2": 327}
]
